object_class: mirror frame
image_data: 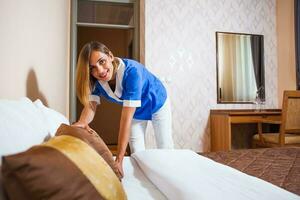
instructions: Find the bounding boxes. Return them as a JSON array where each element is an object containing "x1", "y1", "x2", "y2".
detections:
[{"x1": 216, "y1": 31, "x2": 265, "y2": 104}]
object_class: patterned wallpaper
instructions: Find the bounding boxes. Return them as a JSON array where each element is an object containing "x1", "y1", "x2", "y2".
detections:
[{"x1": 144, "y1": 0, "x2": 278, "y2": 152}]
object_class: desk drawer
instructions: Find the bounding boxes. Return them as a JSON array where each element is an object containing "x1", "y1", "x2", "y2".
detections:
[{"x1": 230, "y1": 115, "x2": 281, "y2": 124}]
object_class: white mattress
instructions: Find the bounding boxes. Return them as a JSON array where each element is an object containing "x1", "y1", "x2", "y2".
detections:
[
  {"x1": 132, "y1": 149, "x2": 300, "y2": 200},
  {"x1": 122, "y1": 157, "x2": 166, "y2": 200}
]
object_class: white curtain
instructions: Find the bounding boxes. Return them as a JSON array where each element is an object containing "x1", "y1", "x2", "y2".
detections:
[{"x1": 218, "y1": 34, "x2": 257, "y2": 102}]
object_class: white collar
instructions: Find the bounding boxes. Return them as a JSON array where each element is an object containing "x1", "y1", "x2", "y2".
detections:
[{"x1": 98, "y1": 57, "x2": 125, "y2": 102}]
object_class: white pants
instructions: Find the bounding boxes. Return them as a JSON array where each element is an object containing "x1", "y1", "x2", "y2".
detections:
[{"x1": 129, "y1": 98, "x2": 174, "y2": 153}]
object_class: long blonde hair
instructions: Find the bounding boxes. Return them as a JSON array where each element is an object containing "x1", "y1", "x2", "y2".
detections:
[{"x1": 76, "y1": 41, "x2": 117, "y2": 106}]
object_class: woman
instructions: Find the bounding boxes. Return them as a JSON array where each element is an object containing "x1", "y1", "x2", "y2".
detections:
[{"x1": 73, "y1": 41, "x2": 174, "y2": 177}]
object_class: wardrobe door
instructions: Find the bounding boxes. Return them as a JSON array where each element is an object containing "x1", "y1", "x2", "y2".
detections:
[{"x1": 70, "y1": 0, "x2": 144, "y2": 154}]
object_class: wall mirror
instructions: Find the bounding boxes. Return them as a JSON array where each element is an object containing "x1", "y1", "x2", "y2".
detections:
[{"x1": 216, "y1": 32, "x2": 265, "y2": 104}]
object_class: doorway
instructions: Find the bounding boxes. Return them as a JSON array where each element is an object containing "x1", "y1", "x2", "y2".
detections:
[{"x1": 70, "y1": 0, "x2": 144, "y2": 150}]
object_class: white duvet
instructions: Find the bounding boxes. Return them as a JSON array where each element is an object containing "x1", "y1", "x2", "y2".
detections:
[{"x1": 132, "y1": 149, "x2": 300, "y2": 200}]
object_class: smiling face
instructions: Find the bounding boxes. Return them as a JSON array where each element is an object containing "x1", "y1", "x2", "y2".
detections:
[{"x1": 89, "y1": 50, "x2": 115, "y2": 82}]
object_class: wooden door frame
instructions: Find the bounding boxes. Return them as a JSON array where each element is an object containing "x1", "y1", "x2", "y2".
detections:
[{"x1": 69, "y1": 0, "x2": 145, "y2": 122}]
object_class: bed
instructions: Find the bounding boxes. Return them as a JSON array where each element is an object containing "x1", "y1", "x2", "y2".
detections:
[
  {"x1": 122, "y1": 147, "x2": 300, "y2": 200},
  {"x1": 201, "y1": 147, "x2": 300, "y2": 196},
  {"x1": 0, "y1": 98, "x2": 299, "y2": 200},
  {"x1": 122, "y1": 157, "x2": 167, "y2": 200}
]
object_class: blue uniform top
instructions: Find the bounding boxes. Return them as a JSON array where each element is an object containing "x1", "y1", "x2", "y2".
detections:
[{"x1": 89, "y1": 58, "x2": 167, "y2": 120}]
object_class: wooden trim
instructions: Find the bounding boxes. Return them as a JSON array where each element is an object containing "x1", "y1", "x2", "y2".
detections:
[
  {"x1": 230, "y1": 116, "x2": 281, "y2": 124},
  {"x1": 210, "y1": 114, "x2": 231, "y2": 151},
  {"x1": 295, "y1": 0, "x2": 300, "y2": 90},
  {"x1": 283, "y1": 90, "x2": 300, "y2": 97},
  {"x1": 215, "y1": 32, "x2": 220, "y2": 104},
  {"x1": 259, "y1": 119, "x2": 282, "y2": 124},
  {"x1": 210, "y1": 109, "x2": 281, "y2": 116},
  {"x1": 279, "y1": 91, "x2": 289, "y2": 145},
  {"x1": 69, "y1": 0, "x2": 78, "y2": 123},
  {"x1": 138, "y1": 0, "x2": 145, "y2": 64},
  {"x1": 216, "y1": 31, "x2": 263, "y2": 37},
  {"x1": 285, "y1": 129, "x2": 300, "y2": 133},
  {"x1": 76, "y1": 22, "x2": 134, "y2": 29}
]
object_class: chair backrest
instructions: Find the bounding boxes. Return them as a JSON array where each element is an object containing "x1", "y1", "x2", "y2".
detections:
[{"x1": 280, "y1": 91, "x2": 300, "y2": 144}]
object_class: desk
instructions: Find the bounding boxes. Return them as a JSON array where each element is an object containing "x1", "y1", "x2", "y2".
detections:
[{"x1": 210, "y1": 109, "x2": 281, "y2": 151}]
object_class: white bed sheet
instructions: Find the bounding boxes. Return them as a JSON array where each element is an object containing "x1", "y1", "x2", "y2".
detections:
[
  {"x1": 122, "y1": 157, "x2": 167, "y2": 200},
  {"x1": 133, "y1": 149, "x2": 300, "y2": 200}
]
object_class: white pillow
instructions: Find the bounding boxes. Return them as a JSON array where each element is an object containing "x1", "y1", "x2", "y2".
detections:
[
  {"x1": 0, "y1": 97, "x2": 48, "y2": 162},
  {"x1": 33, "y1": 99, "x2": 69, "y2": 137},
  {"x1": 0, "y1": 98, "x2": 69, "y2": 200}
]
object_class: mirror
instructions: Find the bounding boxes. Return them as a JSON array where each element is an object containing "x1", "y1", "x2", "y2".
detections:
[{"x1": 216, "y1": 32, "x2": 265, "y2": 103}]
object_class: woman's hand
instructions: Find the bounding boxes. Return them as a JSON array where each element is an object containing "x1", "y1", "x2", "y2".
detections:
[
  {"x1": 72, "y1": 102, "x2": 98, "y2": 133},
  {"x1": 114, "y1": 107, "x2": 135, "y2": 179},
  {"x1": 115, "y1": 157, "x2": 124, "y2": 179},
  {"x1": 72, "y1": 122, "x2": 95, "y2": 134}
]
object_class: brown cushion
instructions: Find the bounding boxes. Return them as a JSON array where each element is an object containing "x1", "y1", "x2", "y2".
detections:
[
  {"x1": 55, "y1": 124, "x2": 121, "y2": 179},
  {"x1": 2, "y1": 135, "x2": 127, "y2": 200}
]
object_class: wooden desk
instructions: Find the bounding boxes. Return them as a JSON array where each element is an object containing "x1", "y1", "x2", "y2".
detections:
[{"x1": 210, "y1": 109, "x2": 281, "y2": 151}]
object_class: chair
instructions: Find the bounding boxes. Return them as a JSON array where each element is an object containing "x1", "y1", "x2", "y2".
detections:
[{"x1": 252, "y1": 90, "x2": 300, "y2": 147}]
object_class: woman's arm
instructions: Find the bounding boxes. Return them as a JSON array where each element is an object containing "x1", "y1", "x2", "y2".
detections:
[
  {"x1": 72, "y1": 101, "x2": 98, "y2": 131},
  {"x1": 115, "y1": 106, "x2": 136, "y2": 177}
]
